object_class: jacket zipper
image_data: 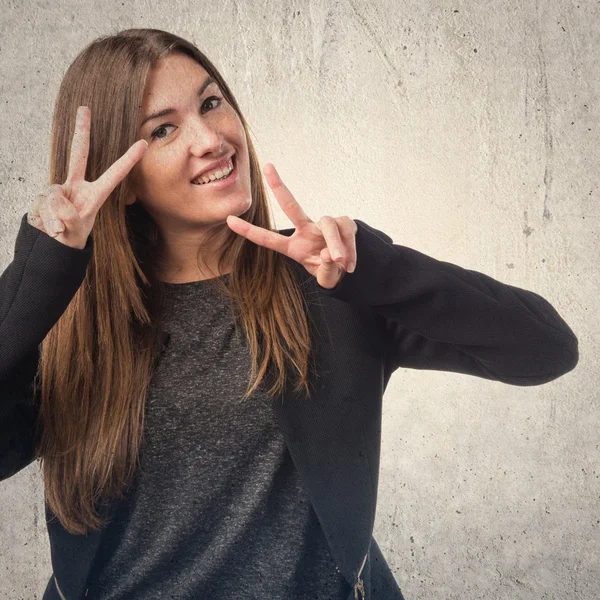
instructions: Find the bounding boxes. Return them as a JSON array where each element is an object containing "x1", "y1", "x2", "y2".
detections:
[
  {"x1": 54, "y1": 575, "x2": 67, "y2": 600},
  {"x1": 353, "y1": 552, "x2": 368, "y2": 599}
]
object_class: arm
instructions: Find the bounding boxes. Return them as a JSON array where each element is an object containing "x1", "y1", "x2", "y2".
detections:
[
  {"x1": 0, "y1": 213, "x2": 93, "y2": 481},
  {"x1": 317, "y1": 219, "x2": 579, "y2": 386},
  {"x1": 0, "y1": 347, "x2": 42, "y2": 480}
]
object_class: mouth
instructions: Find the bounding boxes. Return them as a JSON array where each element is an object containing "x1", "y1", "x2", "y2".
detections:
[{"x1": 191, "y1": 154, "x2": 237, "y2": 186}]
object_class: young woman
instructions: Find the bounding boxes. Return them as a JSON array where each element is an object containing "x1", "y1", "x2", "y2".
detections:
[{"x1": 0, "y1": 28, "x2": 578, "y2": 600}]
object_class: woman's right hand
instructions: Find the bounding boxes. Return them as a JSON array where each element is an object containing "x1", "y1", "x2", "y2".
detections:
[{"x1": 26, "y1": 106, "x2": 147, "y2": 250}]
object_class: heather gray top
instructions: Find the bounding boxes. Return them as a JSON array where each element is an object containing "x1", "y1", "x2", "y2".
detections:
[{"x1": 85, "y1": 274, "x2": 350, "y2": 599}]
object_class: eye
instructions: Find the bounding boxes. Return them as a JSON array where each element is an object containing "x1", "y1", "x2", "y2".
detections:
[
  {"x1": 201, "y1": 95, "x2": 223, "y2": 114},
  {"x1": 150, "y1": 124, "x2": 175, "y2": 141},
  {"x1": 149, "y1": 96, "x2": 224, "y2": 141}
]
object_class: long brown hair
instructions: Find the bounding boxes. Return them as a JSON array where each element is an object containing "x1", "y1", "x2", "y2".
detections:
[{"x1": 34, "y1": 28, "x2": 314, "y2": 536}]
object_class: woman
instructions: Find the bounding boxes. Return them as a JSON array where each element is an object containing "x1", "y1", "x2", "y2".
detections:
[{"x1": 0, "y1": 28, "x2": 578, "y2": 600}]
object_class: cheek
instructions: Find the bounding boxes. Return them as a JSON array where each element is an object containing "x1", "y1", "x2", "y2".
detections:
[{"x1": 136, "y1": 157, "x2": 172, "y2": 192}]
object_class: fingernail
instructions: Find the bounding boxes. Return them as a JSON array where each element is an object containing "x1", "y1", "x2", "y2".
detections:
[{"x1": 348, "y1": 263, "x2": 355, "y2": 273}]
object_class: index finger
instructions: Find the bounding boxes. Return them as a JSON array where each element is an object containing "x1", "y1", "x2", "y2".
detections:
[
  {"x1": 226, "y1": 215, "x2": 292, "y2": 256},
  {"x1": 65, "y1": 106, "x2": 91, "y2": 185},
  {"x1": 90, "y1": 139, "x2": 148, "y2": 207}
]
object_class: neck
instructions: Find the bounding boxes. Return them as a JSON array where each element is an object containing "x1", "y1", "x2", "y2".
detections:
[{"x1": 155, "y1": 221, "x2": 233, "y2": 284}]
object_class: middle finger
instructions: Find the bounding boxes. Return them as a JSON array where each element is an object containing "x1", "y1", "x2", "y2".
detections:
[{"x1": 264, "y1": 163, "x2": 312, "y2": 227}]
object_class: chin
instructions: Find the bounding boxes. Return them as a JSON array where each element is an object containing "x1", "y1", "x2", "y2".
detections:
[{"x1": 232, "y1": 193, "x2": 252, "y2": 216}]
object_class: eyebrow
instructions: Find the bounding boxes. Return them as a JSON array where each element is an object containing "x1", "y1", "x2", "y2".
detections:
[{"x1": 139, "y1": 76, "x2": 216, "y2": 129}]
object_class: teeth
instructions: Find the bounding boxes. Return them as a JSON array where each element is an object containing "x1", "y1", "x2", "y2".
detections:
[{"x1": 192, "y1": 158, "x2": 234, "y2": 185}]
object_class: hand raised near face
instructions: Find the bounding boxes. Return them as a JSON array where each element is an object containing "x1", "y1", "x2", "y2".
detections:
[
  {"x1": 26, "y1": 106, "x2": 147, "y2": 250},
  {"x1": 226, "y1": 163, "x2": 358, "y2": 290}
]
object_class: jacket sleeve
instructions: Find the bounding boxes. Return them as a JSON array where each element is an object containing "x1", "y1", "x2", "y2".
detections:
[
  {"x1": 0, "y1": 213, "x2": 93, "y2": 481},
  {"x1": 316, "y1": 219, "x2": 579, "y2": 386}
]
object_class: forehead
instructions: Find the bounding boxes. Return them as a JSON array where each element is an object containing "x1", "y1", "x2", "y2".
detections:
[{"x1": 142, "y1": 53, "x2": 211, "y2": 105}]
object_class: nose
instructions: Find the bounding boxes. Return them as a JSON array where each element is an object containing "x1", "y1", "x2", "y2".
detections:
[{"x1": 186, "y1": 114, "x2": 223, "y2": 157}]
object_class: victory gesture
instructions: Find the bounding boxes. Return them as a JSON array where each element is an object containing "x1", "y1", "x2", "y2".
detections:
[
  {"x1": 27, "y1": 106, "x2": 148, "y2": 250},
  {"x1": 226, "y1": 163, "x2": 358, "y2": 290}
]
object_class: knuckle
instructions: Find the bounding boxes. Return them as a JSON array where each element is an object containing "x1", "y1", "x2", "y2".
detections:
[
  {"x1": 102, "y1": 173, "x2": 116, "y2": 190},
  {"x1": 50, "y1": 192, "x2": 67, "y2": 209},
  {"x1": 30, "y1": 196, "x2": 43, "y2": 212},
  {"x1": 60, "y1": 207, "x2": 76, "y2": 221},
  {"x1": 48, "y1": 183, "x2": 63, "y2": 195},
  {"x1": 342, "y1": 216, "x2": 357, "y2": 234}
]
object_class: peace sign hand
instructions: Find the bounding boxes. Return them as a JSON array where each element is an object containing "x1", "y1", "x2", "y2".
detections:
[
  {"x1": 226, "y1": 163, "x2": 357, "y2": 290},
  {"x1": 27, "y1": 106, "x2": 147, "y2": 250}
]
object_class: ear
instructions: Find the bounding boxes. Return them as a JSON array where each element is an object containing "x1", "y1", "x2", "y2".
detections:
[{"x1": 125, "y1": 192, "x2": 137, "y2": 206}]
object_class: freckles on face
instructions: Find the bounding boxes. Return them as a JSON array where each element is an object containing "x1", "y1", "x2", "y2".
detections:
[
  {"x1": 126, "y1": 54, "x2": 249, "y2": 209},
  {"x1": 135, "y1": 119, "x2": 249, "y2": 223},
  {"x1": 127, "y1": 53, "x2": 252, "y2": 224}
]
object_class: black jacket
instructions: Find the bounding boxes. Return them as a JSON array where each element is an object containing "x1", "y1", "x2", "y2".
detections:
[{"x1": 0, "y1": 213, "x2": 579, "y2": 599}]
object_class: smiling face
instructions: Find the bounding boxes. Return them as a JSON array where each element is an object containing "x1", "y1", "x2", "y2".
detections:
[{"x1": 126, "y1": 52, "x2": 252, "y2": 252}]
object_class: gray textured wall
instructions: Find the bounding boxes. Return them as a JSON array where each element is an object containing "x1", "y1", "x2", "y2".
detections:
[{"x1": 0, "y1": 1, "x2": 598, "y2": 599}]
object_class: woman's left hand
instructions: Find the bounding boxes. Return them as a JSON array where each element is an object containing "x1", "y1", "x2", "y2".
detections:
[{"x1": 226, "y1": 163, "x2": 357, "y2": 289}]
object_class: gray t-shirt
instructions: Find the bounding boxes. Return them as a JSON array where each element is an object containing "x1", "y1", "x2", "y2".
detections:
[{"x1": 85, "y1": 274, "x2": 350, "y2": 599}]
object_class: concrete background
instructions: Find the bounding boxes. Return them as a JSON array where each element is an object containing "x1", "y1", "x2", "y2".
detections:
[{"x1": 0, "y1": 0, "x2": 597, "y2": 598}]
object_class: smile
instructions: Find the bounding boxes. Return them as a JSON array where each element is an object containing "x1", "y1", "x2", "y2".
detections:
[{"x1": 191, "y1": 155, "x2": 236, "y2": 186}]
